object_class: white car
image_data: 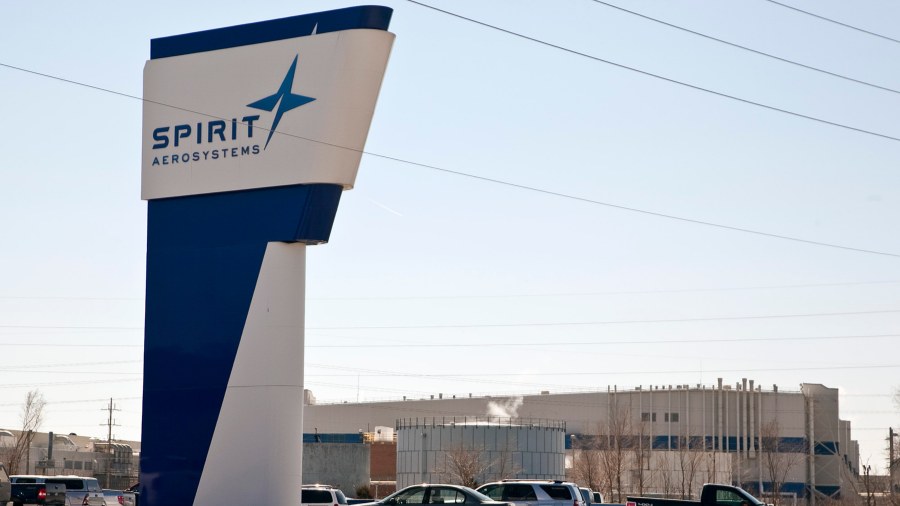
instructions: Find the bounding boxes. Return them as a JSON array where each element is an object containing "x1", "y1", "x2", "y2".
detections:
[
  {"x1": 302, "y1": 484, "x2": 349, "y2": 506},
  {"x1": 477, "y1": 480, "x2": 586, "y2": 506}
]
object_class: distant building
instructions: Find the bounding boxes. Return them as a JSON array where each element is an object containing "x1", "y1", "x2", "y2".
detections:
[
  {"x1": 0, "y1": 430, "x2": 139, "y2": 489},
  {"x1": 304, "y1": 379, "x2": 859, "y2": 503}
]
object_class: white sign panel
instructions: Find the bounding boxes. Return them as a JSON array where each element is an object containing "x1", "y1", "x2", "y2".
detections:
[{"x1": 142, "y1": 29, "x2": 394, "y2": 200}]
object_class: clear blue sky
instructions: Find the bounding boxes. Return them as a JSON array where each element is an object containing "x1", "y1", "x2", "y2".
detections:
[{"x1": 0, "y1": 0, "x2": 898, "y2": 472}]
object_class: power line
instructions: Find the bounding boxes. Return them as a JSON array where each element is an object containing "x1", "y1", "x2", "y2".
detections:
[
  {"x1": 3, "y1": 279, "x2": 898, "y2": 304},
  {"x1": 0, "y1": 360, "x2": 141, "y2": 370},
  {"x1": 307, "y1": 332, "x2": 900, "y2": 349},
  {"x1": 0, "y1": 295, "x2": 141, "y2": 302},
  {"x1": 0, "y1": 396, "x2": 142, "y2": 408},
  {"x1": 761, "y1": 0, "x2": 900, "y2": 45},
  {"x1": 306, "y1": 363, "x2": 900, "y2": 378},
  {"x1": 0, "y1": 378, "x2": 141, "y2": 389},
  {"x1": 307, "y1": 308, "x2": 900, "y2": 330},
  {"x1": 404, "y1": 1, "x2": 900, "y2": 144},
  {"x1": 2, "y1": 63, "x2": 900, "y2": 259},
  {"x1": 590, "y1": 0, "x2": 900, "y2": 96},
  {"x1": 0, "y1": 324, "x2": 140, "y2": 330},
  {"x1": 0, "y1": 369, "x2": 142, "y2": 375},
  {"x1": 0, "y1": 342, "x2": 142, "y2": 347},
  {"x1": 371, "y1": 153, "x2": 900, "y2": 259},
  {"x1": 308, "y1": 279, "x2": 900, "y2": 301}
]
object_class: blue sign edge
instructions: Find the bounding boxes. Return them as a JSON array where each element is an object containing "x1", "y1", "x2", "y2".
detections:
[{"x1": 150, "y1": 5, "x2": 393, "y2": 59}]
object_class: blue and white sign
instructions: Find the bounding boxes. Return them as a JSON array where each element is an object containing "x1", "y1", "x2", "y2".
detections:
[
  {"x1": 142, "y1": 11, "x2": 394, "y2": 199},
  {"x1": 140, "y1": 7, "x2": 393, "y2": 506}
]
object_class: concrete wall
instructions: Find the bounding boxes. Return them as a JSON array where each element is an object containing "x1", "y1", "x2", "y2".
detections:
[{"x1": 303, "y1": 443, "x2": 370, "y2": 494}]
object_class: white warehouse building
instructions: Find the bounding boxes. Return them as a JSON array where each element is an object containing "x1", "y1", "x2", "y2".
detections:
[{"x1": 303, "y1": 378, "x2": 858, "y2": 504}]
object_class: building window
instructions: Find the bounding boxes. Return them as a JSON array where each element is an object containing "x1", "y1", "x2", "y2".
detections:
[
  {"x1": 641, "y1": 412, "x2": 657, "y2": 422},
  {"x1": 665, "y1": 412, "x2": 679, "y2": 422}
]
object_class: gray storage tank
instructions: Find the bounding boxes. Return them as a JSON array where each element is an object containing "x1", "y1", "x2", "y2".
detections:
[{"x1": 396, "y1": 417, "x2": 566, "y2": 488}]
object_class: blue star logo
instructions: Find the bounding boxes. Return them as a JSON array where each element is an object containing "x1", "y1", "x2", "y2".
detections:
[{"x1": 247, "y1": 55, "x2": 316, "y2": 149}]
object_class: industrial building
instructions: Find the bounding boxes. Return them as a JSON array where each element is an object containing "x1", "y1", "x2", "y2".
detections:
[
  {"x1": 0, "y1": 430, "x2": 140, "y2": 489},
  {"x1": 304, "y1": 378, "x2": 859, "y2": 504}
]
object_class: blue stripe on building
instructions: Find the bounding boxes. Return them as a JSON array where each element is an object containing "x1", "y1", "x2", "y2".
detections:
[
  {"x1": 303, "y1": 433, "x2": 366, "y2": 444},
  {"x1": 564, "y1": 432, "x2": 832, "y2": 455}
]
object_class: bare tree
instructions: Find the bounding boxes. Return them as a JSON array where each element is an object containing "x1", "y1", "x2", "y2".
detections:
[
  {"x1": 598, "y1": 408, "x2": 632, "y2": 503},
  {"x1": 630, "y1": 421, "x2": 649, "y2": 496},
  {"x1": 4, "y1": 390, "x2": 46, "y2": 474},
  {"x1": 440, "y1": 444, "x2": 493, "y2": 488},
  {"x1": 490, "y1": 442, "x2": 522, "y2": 482},
  {"x1": 675, "y1": 434, "x2": 704, "y2": 499},
  {"x1": 859, "y1": 461, "x2": 875, "y2": 506},
  {"x1": 655, "y1": 453, "x2": 675, "y2": 499},
  {"x1": 760, "y1": 419, "x2": 804, "y2": 506},
  {"x1": 571, "y1": 436, "x2": 603, "y2": 492},
  {"x1": 703, "y1": 451, "x2": 719, "y2": 486}
]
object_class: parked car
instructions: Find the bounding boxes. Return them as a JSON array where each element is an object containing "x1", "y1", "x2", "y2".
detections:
[
  {"x1": 125, "y1": 483, "x2": 140, "y2": 506},
  {"x1": 627, "y1": 484, "x2": 765, "y2": 506},
  {"x1": 302, "y1": 484, "x2": 349, "y2": 506},
  {"x1": 359, "y1": 484, "x2": 509, "y2": 506},
  {"x1": 591, "y1": 491, "x2": 603, "y2": 504},
  {"x1": 103, "y1": 489, "x2": 137, "y2": 506},
  {"x1": 578, "y1": 488, "x2": 592, "y2": 506},
  {"x1": 43, "y1": 476, "x2": 106, "y2": 506},
  {"x1": 476, "y1": 480, "x2": 586, "y2": 506},
  {"x1": 9, "y1": 475, "x2": 66, "y2": 506}
]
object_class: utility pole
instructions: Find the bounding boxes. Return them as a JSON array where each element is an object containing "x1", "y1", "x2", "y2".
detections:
[
  {"x1": 101, "y1": 398, "x2": 120, "y2": 488},
  {"x1": 890, "y1": 428, "x2": 896, "y2": 500},
  {"x1": 863, "y1": 464, "x2": 872, "y2": 506}
]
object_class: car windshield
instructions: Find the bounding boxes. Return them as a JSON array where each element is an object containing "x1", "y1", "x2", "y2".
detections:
[
  {"x1": 715, "y1": 487, "x2": 765, "y2": 506},
  {"x1": 47, "y1": 478, "x2": 86, "y2": 491},
  {"x1": 460, "y1": 487, "x2": 494, "y2": 502},
  {"x1": 303, "y1": 489, "x2": 334, "y2": 503}
]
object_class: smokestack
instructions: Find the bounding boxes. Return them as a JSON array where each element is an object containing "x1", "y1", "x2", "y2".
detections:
[
  {"x1": 717, "y1": 378, "x2": 723, "y2": 450},
  {"x1": 749, "y1": 379, "x2": 756, "y2": 457},
  {"x1": 742, "y1": 378, "x2": 749, "y2": 457}
]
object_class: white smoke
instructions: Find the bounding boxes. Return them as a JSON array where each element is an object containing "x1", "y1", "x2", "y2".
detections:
[{"x1": 486, "y1": 396, "x2": 524, "y2": 418}]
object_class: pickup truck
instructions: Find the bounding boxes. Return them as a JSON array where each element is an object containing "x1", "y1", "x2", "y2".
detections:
[
  {"x1": 43, "y1": 476, "x2": 106, "y2": 506},
  {"x1": 103, "y1": 488, "x2": 137, "y2": 506},
  {"x1": 0, "y1": 464, "x2": 9, "y2": 504},
  {"x1": 627, "y1": 484, "x2": 765, "y2": 506},
  {"x1": 9, "y1": 482, "x2": 66, "y2": 506}
]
